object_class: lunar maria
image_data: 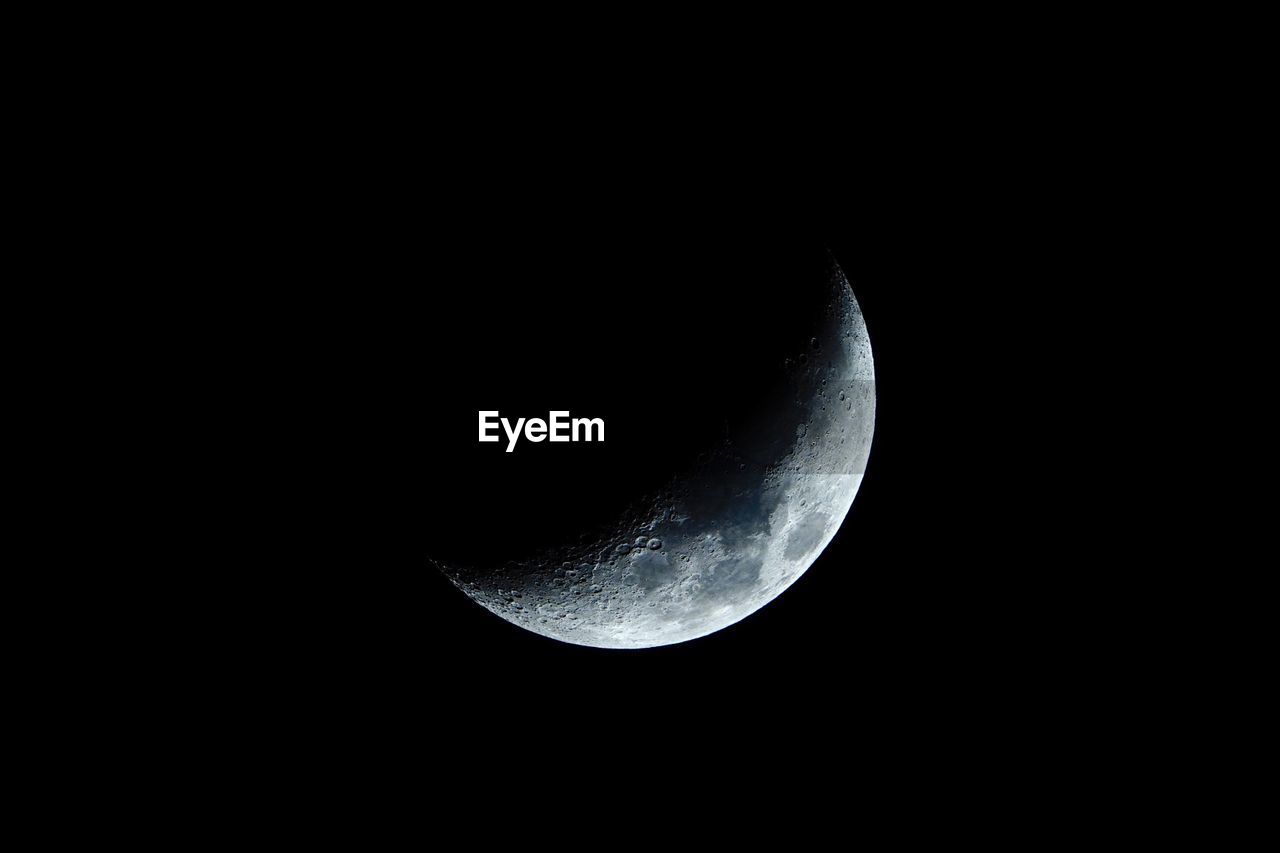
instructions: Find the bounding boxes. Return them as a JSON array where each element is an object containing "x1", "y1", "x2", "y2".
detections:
[{"x1": 478, "y1": 411, "x2": 604, "y2": 452}]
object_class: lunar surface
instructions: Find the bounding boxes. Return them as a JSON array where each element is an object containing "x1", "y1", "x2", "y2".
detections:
[{"x1": 433, "y1": 258, "x2": 875, "y2": 648}]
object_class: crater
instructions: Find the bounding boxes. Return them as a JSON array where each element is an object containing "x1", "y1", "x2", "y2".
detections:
[{"x1": 624, "y1": 549, "x2": 677, "y2": 591}]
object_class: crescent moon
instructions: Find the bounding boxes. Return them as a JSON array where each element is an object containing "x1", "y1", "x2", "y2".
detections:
[{"x1": 434, "y1": 256, "x2": 875, "y2": 648}]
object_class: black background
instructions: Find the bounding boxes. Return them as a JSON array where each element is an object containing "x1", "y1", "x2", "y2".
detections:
[
  {"x1": 31, "y1": 28, "x2": 1160, "y2": 817},
  {"x1": 54, "y1": 34, "x2": 1155, "y2": 817}
]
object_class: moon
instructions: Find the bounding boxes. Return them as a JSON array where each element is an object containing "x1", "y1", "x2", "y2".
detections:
[{"x1": 433, "y1": 256, "x2": 875, "y2": 648}]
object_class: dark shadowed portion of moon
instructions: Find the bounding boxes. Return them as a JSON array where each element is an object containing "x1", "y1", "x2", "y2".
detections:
[{"x1": 432, "y1": 257, "x2": 874, "y2": 648}]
